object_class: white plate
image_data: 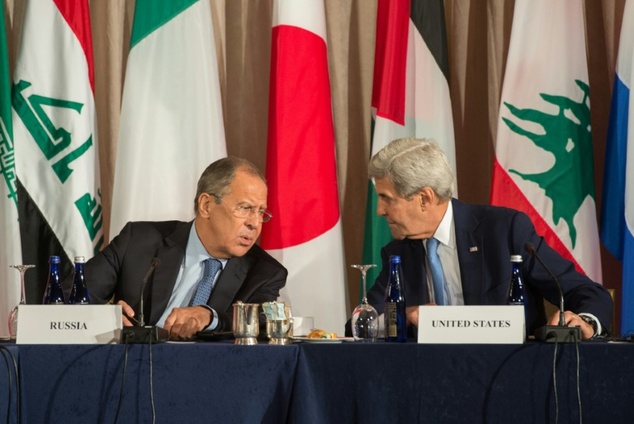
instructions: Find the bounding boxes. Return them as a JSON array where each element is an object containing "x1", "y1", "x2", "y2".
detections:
[{"x1": 291, "y1": 336, "x2": 354, "y2": 343}]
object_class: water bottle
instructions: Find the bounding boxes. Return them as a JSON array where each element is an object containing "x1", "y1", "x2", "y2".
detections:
[
  {"x1": 507, "y1": 255, "x2": 526, "y2": 307},
  {"x1": 43, "y1": 255, "x2": 65, "y2": 304},
  {"x1": 384, "y1": 255, "x2": 407, "y2": 342},
  {"x1": 68, "y1": 256, "x2": 91, "y2": 304}
]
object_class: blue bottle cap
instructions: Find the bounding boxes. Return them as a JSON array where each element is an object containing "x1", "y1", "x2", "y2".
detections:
[
  {"x1": 389, "y1": 255, "x2": 401, "y2": 263},
  {"x1": 49, "y1": 255, "x2": 60, "y2": 264}
]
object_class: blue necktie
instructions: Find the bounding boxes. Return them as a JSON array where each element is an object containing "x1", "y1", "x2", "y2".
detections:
[
  {"x1": 191, "y1": 258, "x2": 222, "y2": 306},
  {"x1": 427, "y1": 237, "x2": 446, "y2": 305}
]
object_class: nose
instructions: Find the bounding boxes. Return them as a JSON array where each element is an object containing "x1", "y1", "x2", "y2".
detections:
[
  {"x1": 244, "y1": 212, "x2": 261, "y2": 229},
  {"x1": 376, "y1": 200, "x2": 387, "y2": 216}
]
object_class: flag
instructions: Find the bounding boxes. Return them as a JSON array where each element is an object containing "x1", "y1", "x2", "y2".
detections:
[
  {"x1": 600, "y1": 1, "x2": 634, "y2": 336},
  {"x1": 12, "y1": 0, "x2": 102, "y2": 296},
  {"x1": 362, "y1": 0, "x2": 456, "y2": 292},
  {"x1": 491, "y1": 0, "x2": 602, "y2": 285},
  {"x1": 260, "y1": 0, "x2": 347, "y2": 335},
  {"x1": 0, "y1": 0, "x2": 22, "y2": 338},
  {"x1": 110, "y1": 0, "x2": 226, "y2": 238}
]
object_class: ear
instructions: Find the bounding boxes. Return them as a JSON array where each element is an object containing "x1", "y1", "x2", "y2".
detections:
[
  {"x1": 197, "y1": 193, "x2": 213, "y2": 218},
  {"x1": 419, "y1": 187, "x2": 436, "y2": 209}
]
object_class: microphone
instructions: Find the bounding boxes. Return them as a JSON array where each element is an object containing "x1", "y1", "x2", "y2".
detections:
[
  {"x1": 138, "y1": 257, "x2": 160, "y2": 327},
  {"x1": 121, "y1": 258, "x2": 169, "y2": 344},
  {"x1": 524, "y1": 242, "x2": 580, "y2": 343}
]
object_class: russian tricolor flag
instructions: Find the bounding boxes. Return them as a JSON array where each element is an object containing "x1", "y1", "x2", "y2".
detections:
[{"x1": 601, "y1": 1, "x2": 634, "y2": 337}]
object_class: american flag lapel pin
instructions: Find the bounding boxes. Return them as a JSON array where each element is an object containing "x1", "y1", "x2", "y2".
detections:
[{"x1": 469, "y1": 246, "x2": 478, "y2": 253}]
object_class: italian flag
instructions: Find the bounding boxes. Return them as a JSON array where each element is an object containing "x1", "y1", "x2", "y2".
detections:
[
  {"x1": 363, "y1": 0, "x2": 456, "y2": 291},
  {"x1": 491, "y1": 0, "x2": 602, "y2": 283},
  {"x1": 0, "y1": 0, "x2": 22, "y2": 338},
  {"x1": 12, "y1": 0, "x2": 102, "y2": 295},
  {"x1": 110, "y1": 0, "x2": 226, "y2": 238},
  {"x1": 260, "y1": 0, "x2": 347, "y2": 335}
]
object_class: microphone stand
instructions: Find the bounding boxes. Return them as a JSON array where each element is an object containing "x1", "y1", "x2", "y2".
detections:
[
  {"x1": 525, "y1": 243, "x2": 580, "y2": 343},
  {"x1": 121, "y1": 258, "x2": 169, "y2": 344}
]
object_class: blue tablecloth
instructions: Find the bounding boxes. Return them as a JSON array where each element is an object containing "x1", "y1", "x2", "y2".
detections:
[
  {"x1": 17, "y1": 342, "x2": 299, "y2": 424},
  {"x1": 0, "y1": 345, "x2": 19, "y2": 424},
  {"x1": 289, "y1": 341, "x2": 634, "y2": 423},
  {"x1": 4, "y1": 340, "x2": 634, "y2": 423}
]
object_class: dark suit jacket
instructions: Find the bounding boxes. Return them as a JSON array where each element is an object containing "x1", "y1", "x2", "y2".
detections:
[
  {"x1": 365, "y1": 199, "x2": 613, "y2": 336},
  {"x1": 84, "y1": 221, "x2": 287, "y2": 331}
]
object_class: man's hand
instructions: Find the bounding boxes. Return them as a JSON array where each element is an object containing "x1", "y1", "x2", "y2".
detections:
[
  {"x1": 163, "y1": 306, "x2": 213, "y2": 340},
  {"x1": 547, "y1": 310, "x2": 595, "y2": 340},
  {"x1": 406, "y1": 303, "x2": 441, "y2": 328},
  {"x1": 117, "y1": 300, "x2": 137, "y2": 326},
  {"x1": 406, "y1": 305, "x2": 419, "y2": 327}
]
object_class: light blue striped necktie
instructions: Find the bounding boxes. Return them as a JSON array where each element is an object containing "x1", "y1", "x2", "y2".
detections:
[
  {"x1": 191, "y1": 258, "x2": 222, "y2": 306},
  {"x1": 427, "y1": 237, "x2": 446, "y2": 305}
]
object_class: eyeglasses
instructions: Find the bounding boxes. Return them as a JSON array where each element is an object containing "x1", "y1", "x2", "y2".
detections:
[{"x1": 211, "y1": 194, "x2": 273, "y2": 223}]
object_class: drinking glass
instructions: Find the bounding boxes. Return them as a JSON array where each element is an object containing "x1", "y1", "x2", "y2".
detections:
[
  {"x1": 350, "y1": 264, "x2": 378, "y2": 342},
  {"x1": 7, "y1": 264, "x2": 36, "y2": 339}
]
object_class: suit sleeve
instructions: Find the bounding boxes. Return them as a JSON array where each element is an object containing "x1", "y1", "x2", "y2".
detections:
[
  {"x1": 213, "y1": 260, "x2": 288, "y2": 332},
  {"x1": 365, "y1": 247, "x2": 392, "y2": 316},
  {"x1": 81, "y1": 222, "x2": 135, "y2": 304},
  {"x1": 512, "y1": 212, "x2": 613, "y2": 333}
]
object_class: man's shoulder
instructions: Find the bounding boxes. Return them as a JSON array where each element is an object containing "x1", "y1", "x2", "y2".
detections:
[
  {"x1": 453, "y1": 199, "x2": 529, "y2": 225},
  {"x1": 113, "y1": 221, "x2": 192, "y2": 251},
  {"x1": 244, "y1": 244, "x2": 287, "y2": 273},
  {"x1": 122, "y1": 220, "x2": 190, "y2": 237}
]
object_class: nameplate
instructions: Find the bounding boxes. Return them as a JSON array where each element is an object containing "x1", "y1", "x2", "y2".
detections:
[
  {"x1": 16, "y1": 305, "x2": 122, "y2": 344},
  {"x1": 417, "y1": 305, "x2": 525, "y2": 344}
]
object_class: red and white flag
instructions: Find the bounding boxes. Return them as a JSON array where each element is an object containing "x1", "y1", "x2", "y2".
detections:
[
  {"x1": 261, "y1": 0, "x2": 347, "y2": 335},
  {"x1": 491, "y1": 0, "x2": 602, "y2": 282}
]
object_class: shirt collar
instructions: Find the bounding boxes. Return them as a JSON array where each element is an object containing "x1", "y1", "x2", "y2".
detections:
[
  {"x1": 186, "y1": 220, "x2": 227, "y2": 268},
  {"x1": 431, "y1": 200, "x2": 455, "y2": 249}
]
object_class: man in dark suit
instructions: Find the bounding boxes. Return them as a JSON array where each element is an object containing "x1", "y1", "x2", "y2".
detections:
[
  {"x1": 85, "y1": 157, "x2": 287, "y2": 340},
  {"x1": 364, "y1": 137, "x2": 612, "y2": 340}
]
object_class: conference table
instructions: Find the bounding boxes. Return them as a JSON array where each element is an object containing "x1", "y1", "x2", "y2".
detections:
[{"x1": 1, "y1": 339, "x2": 633, "y2": 423}]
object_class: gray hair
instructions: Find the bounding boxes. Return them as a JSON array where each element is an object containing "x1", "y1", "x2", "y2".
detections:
[
  {"x1": 194, "y1": 156, "x2": 266, "y2": 213},
  {"x1": 368, "y1": 137, "x2": 454, "y2": 201}
]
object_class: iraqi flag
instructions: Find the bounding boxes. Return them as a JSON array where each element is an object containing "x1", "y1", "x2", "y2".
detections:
[
  {"x1": 491, "y1": 0, "x2": 602, "y2": 284},
  {"x1": 110, "y1": 0, "x2": 226, "y2": 238},
  {"x1": 260, "y1": 0, "x2": 347, "y2": 335},
  {"x1": 600, "y1": 1, "x2": 634, "y2": 336},
  {"x1": 12, "y1": 0, "x2": 102, "y2": 297},
  {"x1": 362, "y1": 0, "x2": 456, "y2": 291},
  {"x1": 0, "y1": 0, "x2": 22, "y2": 338}
]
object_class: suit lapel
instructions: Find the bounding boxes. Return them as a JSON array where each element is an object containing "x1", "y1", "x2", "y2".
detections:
[
  {"x1": 148, "y1": 221, "x2": 192, "y2": 324},
  {"x1": 452, "y1": 199, "x2": 485, "y2": 305},
  {"x1": 209, "y1": 254, "x2": 255, "y2": 312},
  {"x1": 404, "y1": 239, "x2": 428, "y2": 304}
]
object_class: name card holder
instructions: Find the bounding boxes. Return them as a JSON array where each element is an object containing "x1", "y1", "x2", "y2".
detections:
[
  {"x1": 418, "y1": 305, "x2": 525, "y2": 344},
  {"x1": 16, "y1": 304, "x2": 122, "y2": 344}
]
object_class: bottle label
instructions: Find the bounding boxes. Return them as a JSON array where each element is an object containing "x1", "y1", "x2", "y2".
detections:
[{"x1": 386, "y1": 303, "x2": 397, "y2": 337}]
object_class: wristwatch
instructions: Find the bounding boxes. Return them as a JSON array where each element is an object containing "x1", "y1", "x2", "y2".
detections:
[{"x1": 580, "y1": 314, "x2": 598, "y2": 337}]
